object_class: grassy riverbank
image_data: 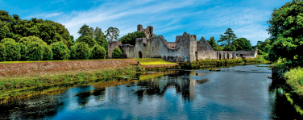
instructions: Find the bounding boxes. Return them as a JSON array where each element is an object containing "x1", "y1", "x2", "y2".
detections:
[{"x1": 0, "y1": 66, "x2": 141, "y2": 90}]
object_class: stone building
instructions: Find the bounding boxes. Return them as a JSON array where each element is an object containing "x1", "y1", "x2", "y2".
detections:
[{"x1": 108, "y1": 24, "x2": 258, "y2": 62}]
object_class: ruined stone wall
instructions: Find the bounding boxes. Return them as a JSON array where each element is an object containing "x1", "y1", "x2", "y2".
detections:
[
  {"x1": 197, "y1": 50, "x2": 218, "y2": 60},
  {"x1": 137, "y1": 24, "x2": 153, "y2": 40},
  {"x1": 111, "y1": 24, "x2": 259, "y2": 62}
]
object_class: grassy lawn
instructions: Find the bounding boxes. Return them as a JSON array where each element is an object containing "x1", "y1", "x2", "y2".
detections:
[{"x1": 133, "y1": 58, "x2": 177, "y2": 65}]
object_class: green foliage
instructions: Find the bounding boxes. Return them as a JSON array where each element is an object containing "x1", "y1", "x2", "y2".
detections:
[
  {"x1": 19, "y1": 43, "x2": 28, "y2": 60},
  {"x1": 90, "y1": 44, "x2": 106, "y2": 59},
  {"x1": 206, "y1": 36, "x2": 224, "y2": 51},
  {"x1": 2, "y1": 39, "x2": 21, "y2": 61},
  {"x1": 232, "y1": 38, "x2": 253, "y2": 51},
  {"x1": 0, "y1": 20, "x2": 10, "y2": 40},
  {"x1": 43, "y1": 45, "x2": 53, "y2": 60},
  {"x1": 51, "y1": 41, "x2": 70, "y2": 60},
  {"x1": 0, "y1": 10, "x2": 73, "y2": 47},
  {"x1": 18, "y1": 36, "x2": 52, "y2": 60},
  {"x1": 27, "y1": 42, "x2": 44, "y2": 60},
  {"x1": 223, "y1": 45, "x2": 236, "y2": 51},
  {"x1": 218, "y1": 28, "x2": 237, "y2": 51},
  {"x1": 70, "y1": 42, "x2": 90, "y2": 60},
  {"x1": 95, "y1": 35, "x2": 108, "y2": 54},
  {"x1": 256, "y1": 39, "x2": 271, "y2": 55},
  {"x1": 18, "y1": 36, "x2": 47, "y2": 46},
  {"x1": 112, "y1": 47, "x2": 122, "y2": 58},
  {"x1": 0, "y1": 43, "x2": 6, "y2": 61},
  {"x1": 78, "y1": 24, "x2": 93, "y2": 37},
  {"x1": 1, "y1": 38, "x2": 15, "y2": 43},
  {"x1": 119, "y1": 31, "x2": 146, "y2": 45},
  {"x1": 266, "y1": 0, "x2": 303, "y2": 68},
  {"x1": 76, "y1": 36, "x2": 97, "y2": 48},
  {"x1": 105, "y1": 27, "x2": 120, "y2": 42}
]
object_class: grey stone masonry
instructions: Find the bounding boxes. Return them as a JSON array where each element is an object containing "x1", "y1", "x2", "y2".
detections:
[{"x1": 107, "y1": 24, "x2": 258, "y2": 62}]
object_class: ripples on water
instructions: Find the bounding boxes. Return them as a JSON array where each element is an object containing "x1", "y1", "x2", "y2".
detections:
[{"x1": 0, "y1": 64, "x2": 303, "y2": 119}]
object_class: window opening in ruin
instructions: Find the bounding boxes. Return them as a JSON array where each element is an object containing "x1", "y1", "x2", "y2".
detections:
[{"x1": 139, "y1": 51, "x2": 143, "y2": 58}]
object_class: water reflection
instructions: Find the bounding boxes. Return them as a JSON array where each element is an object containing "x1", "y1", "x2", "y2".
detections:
[{"x1": 0, "y1": 64, "x2": 303, "y2": 119}]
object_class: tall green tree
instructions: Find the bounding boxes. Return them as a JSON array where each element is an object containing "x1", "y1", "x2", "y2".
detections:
[
  {"x1": 266, "y1": 0, "x2": 303, "y2": 67},
  {"x1": 218, "y1": 28, "x2": 237, "y2": 51},
  {"x1": 232, "y1": 38, "x2": 253, "y2": 51},
  {"x1": 78, "y1": 24, "x2": 93, "y2": 37},
  {"x1": 206, "y1": 36, "x2": 224, "y2": 51},
  {"x1": 105, "y1": 27, "x2": 119, "y2": 42}
]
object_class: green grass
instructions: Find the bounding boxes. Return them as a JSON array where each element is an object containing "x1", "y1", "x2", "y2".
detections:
[{"x1": 133, "y1": 58, "x2": 177, "y2": 65}]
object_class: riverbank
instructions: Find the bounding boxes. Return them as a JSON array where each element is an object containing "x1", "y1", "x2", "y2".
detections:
[{"x1": 0, "y1": 59, "x2": 140, "y2": 90}]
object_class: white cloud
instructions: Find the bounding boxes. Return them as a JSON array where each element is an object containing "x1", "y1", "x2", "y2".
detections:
[{"x1": 54, "y1": 0, "x2": 210, "y2": 39}]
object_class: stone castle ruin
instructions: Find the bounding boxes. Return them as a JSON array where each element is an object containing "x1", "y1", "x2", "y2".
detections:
[{"x1": 108, "y1": 24, "x2": 258, "y2": 62}]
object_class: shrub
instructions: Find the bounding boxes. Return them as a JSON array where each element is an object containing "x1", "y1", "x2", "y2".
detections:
[
  {"x1": 27, "y1": 42, "x2": 44, "y2": 60},
  {"x1": 19, "y1": 43, "x2": 28, "y2": 60},
  {"x1": 112, "y1": 47, "x2": 122, "y2": 58},
  {"x1": 43, "y1": 45, "x2": 53, "y2": 60},
  {"x1": 19, "y1": 36, "x2": 47, "y2": 46},
  {"x1": 90, "y1": 44, "x2": 106, "y2": 59},
  {"x1": 77, "y1": 36, "x2": 97, "y2": 48},
  {"x1": 51, "y1": 41, "x2": 70, "y2": 60},
  {"x1": 0, "y1": 43, "x2": 6, "y2": 61},
  {"x1": 2, "y1": 39, "x2": 21, "y2": 61},
  {"x1": 1, "y1": 38, "x2": 16, "y2": 43},
  {"x1": 70, "y1": 42, "x2": 90, "y2": 59}
]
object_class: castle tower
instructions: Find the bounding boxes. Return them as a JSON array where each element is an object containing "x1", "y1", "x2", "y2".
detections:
[{"x1": 137, "y1": 24, "x2": 143, "y2": 31}]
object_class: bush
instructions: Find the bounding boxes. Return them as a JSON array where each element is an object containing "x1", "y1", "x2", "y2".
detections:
[
  {"x1": 2, "y1": 39, "x2": 21, "y2": 61},
  {"x1": 112, "y1": 47, "x2": 122, "y2": 58},
  {"x1": 1, "y1": 38, "x2": 16, "y2": 43},
  {"x1": 19, "y1": 43, "x2": 28, "y2": 60},
  {"x1": 27, "y1": 42, "x2": 44, "y2": 60},
  {"x1": 90, "y1": 44, "x2": 106, "y2": 59},
  {"x1": 51, "y1": 41, "x2": 70, "y2": 60},
  {"x1": 19, "y1": 36, "x2": 47, "y2": 46},
  {"x1": 43, "y1": 45, "x2": 53, "y2": 60},
  {"x1": 0, "y1": 43, "x2": 6, "y2": 61},
  {"x1": 70, "y1": 42, "x2": 90, "y2": 59},
  {"x1": 77, "y1": 36, "x2": 97, "y2": 48}
]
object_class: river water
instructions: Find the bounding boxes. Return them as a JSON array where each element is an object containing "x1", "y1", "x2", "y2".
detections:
[{"x1": 1, "y1": 64, "x2": 303, "y2": 120}]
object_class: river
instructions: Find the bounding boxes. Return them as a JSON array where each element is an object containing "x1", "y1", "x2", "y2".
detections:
[{"x1": 0, "y1": 64, "x2": 302, "y2": 119}]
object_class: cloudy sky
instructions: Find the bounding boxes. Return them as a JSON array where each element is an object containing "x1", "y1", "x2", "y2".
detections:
[{"x1": 0, "y1": 0, "x2": 291, "y2": 45}]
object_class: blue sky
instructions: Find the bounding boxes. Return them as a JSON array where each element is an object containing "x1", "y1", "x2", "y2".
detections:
[{"x1": 0, "y1": 0, "x2": 291, "y2": 46}]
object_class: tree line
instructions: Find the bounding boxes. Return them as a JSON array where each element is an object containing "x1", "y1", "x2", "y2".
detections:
[{"x1": 0, "y1": 10, "x2": 126, "y2": 61}]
